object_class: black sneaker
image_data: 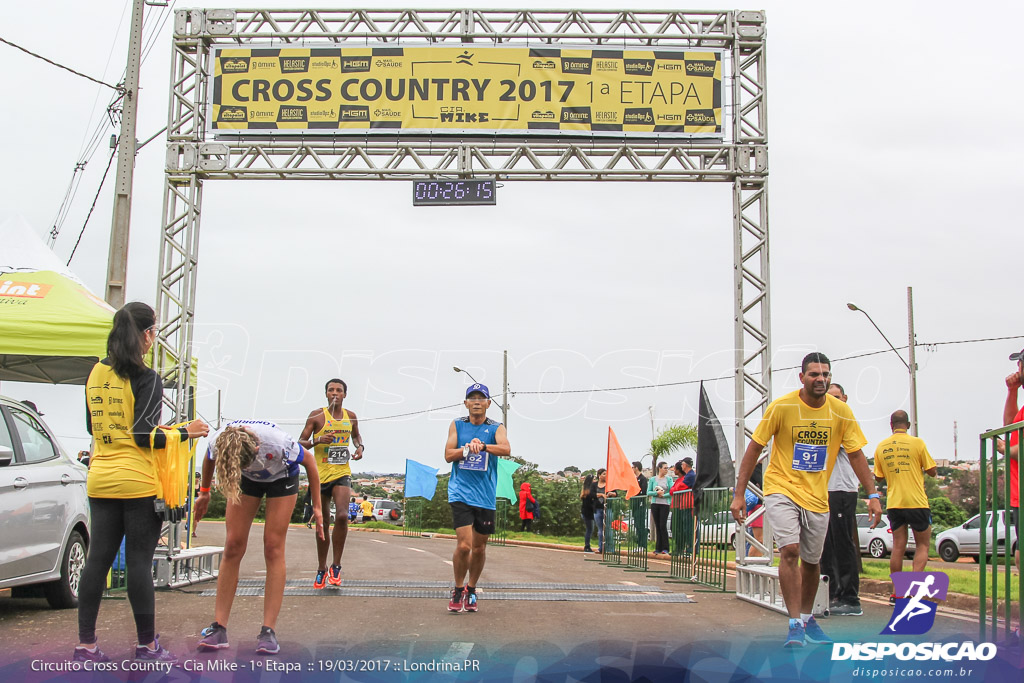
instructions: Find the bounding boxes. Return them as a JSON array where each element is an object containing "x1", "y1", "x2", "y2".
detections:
[
  {"x1": 830, "y1": 603, "x2": 863, "y2": 617},
  {"x1": 73, "y1": 645, "x2": 111, "y2": 663},
  {"x1": 197, "y1": 622, "x2": 229, "y2": 650}
]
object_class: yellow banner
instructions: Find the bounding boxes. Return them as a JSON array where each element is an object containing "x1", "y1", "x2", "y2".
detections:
[{"x1": 210, "y1": 45, "x2": 722, "y2": 137}]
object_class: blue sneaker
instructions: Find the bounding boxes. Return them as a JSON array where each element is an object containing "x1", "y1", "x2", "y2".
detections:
[
  {"x1": 803, "y1": 617, "x2": 832, "y2": 644},
  {"x1": 784, "y1": 621, "x2": 805, "y2": 648}
]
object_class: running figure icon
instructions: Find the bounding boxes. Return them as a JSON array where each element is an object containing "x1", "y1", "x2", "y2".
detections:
[{"x1": 882, "y1": 572, "x2": 949, "y2": 635}]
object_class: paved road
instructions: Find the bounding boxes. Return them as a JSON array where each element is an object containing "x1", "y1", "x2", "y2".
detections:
[{"x1": 0, "y1": 522, "x2": 993, "y2": 673}]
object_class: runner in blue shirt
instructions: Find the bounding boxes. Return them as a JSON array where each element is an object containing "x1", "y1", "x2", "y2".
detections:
[{"x1": 443, "y1": 383, "x2": 511, "y2": 613}]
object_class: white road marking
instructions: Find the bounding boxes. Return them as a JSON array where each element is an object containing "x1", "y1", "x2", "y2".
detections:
[
  {"x1": 408, "y1": 548, "x2": 426, "y2": 553},
  {"x1": 444, "y1": 560, "x2": 454, "y2": 566},
  {"x1": 371, "y1": 539, "x2": 387, "y2": 544},
  {"x1": 619, "y1": 581, "x2": 639, "y2": 586}
]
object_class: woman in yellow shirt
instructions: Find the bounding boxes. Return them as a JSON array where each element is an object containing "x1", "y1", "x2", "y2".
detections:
[{"x1": 74, "y1": 302, "x2": 208, "y2": 664}]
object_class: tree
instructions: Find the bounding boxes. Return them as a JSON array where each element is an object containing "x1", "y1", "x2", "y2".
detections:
[
  {"x1": 563, "y1": 465, "x2": 581, "y2": 473},
  {"x1": 928, "y1": 496, "x2": 967, "y2": 529},
  {"x1": 648, "y1": 424, "x2": 698, "y2": 469}
]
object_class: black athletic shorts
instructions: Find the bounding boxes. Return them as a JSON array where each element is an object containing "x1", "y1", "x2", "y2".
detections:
[
  {"x1": 321, "y1": 475, "x2": 352, "y2": 496},
  {"x1": 240, "y1": 473, "x2": 300, "y2": 499},
  {"x1": 887, "y1": 507, "x2": 931, "y2": 533},
  {"x1": 450, "y1": 501, "x2": 495, "y2": 535}
]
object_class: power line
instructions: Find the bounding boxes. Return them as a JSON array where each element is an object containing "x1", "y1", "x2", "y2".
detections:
[
  {"x1": 0, "y1": 35, "x2": 122, "y2": 91},
  {"x1": 66, "y1": 146, "x2": 118, "y2": 266}
]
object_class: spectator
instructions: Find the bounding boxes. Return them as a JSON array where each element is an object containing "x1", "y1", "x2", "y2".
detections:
[
  {"x1": 648, "y1": 461, "x2": 675, "y2": 555},
  {"x1": 580, "y1": 474, "x2": 597, "y2": 553},
  {"x1": 669, "y1": 461, "x2": 695, "y2": 562},
  {"x1": 997, "y1": 347, "x2": 1023, "y2": 647},
  {"x1": 302, "y1": 488, "x2": 315, "y2": 528},
  {"x1": 348, "y1": 499, "x2": 360, "y2": 523},
  {"x1": 360, "y1": 495, "x2": 373, "y2": 524},
  {"x1": 518, "y1": 482, "x2": 536, "y2": 532},
  {"x1": 680, "y1": 457, "x2": 696, "y2": 489},
  {"x1": 744, "y1": 487, "x2": 765, "y2": 557},
  {"x1": 595, "y1": 468, "x2": 610, "y2": 553},
  {"x1": 632, "y1": 461, "x2": 648, "y2": 497}
]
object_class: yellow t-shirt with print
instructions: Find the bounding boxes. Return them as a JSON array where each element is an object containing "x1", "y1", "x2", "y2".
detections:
[
  {"x1": 752, "y1": 390, "x2": 868, "y2": 513},
  {"x1": 315, "y1": 407, "x2": 353, "y2": 484},
  {"x1": 360, "y1": 500, "x2": 374, "y2": 517},
  {"x1": 873, "y1": 431, "x2": 936, "y2": 509}
]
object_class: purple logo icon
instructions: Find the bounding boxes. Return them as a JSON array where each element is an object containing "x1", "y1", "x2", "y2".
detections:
[{"x1": 882, "y1": 572, "x2": 949, "y2": 635}]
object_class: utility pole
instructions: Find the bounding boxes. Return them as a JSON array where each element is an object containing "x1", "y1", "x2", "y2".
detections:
[
  {"x1": 953, "y1": 420, "x2": 958, "y2": 462},
  {"x1": 907, "y1": 286, "x2": 919, "y2": 436},
  {"x1": 104, "y1": 0, "x2": 146, "y2": 308},
  {"x1": 502, "y1": 349, "x2": 509, "y2": 429}
]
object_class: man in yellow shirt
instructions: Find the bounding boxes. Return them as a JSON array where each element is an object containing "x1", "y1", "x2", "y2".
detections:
[
  {"x1": 731, "y1": 352, "x2": 882, "y2": 649},
  {"x1": 360, "y1": 496, "x2": 374, "y2": 523},
  {"x1": 874, "y1": 410, "x2": 937, "y2": 579}
]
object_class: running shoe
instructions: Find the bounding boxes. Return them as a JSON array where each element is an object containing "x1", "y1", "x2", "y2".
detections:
[
  {"x1": 135, "y1": 635, "x2": 178, "y2": 663},
  {"x1": 803, "y1": 617, "x2": 833, "y2": 644},
  {"x1": 73, "y1": 645, "x2": 111, "y2": 663},
  {"x1": 313, "y1": 569, "x2": 327, "y2": 589},
  {"x1": 829, "y1": 603, "x2": 863, "y2": 617},
  {"x1": 255, "y1": 627, "x2": 280, "y2": 655},
  {"x1": 463, "y1": 590, "x2": 478, "y2": 613},
  {"x1": 197, "y1": 622, "x2": 229, "y2": 651},
  {"x1": 784, "y1": 621, "x2": 805, "y2": 648},
  {"x1": 448, "y1": 588, "x2": 464, "y2": 613},
  {"x1": 889, "y1": 594, "x2": 903, "y2": 604},
  {"x1": 327, "y1": 564, "x2": 342, "y2": 586}
]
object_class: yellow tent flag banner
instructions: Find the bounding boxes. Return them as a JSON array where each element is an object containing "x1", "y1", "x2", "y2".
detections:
[
  {"x1": 210, "y1": 45, "x2": 722, "y2": 138},
  {"x1": 150, "y1": 424, "x2": 196, "y2": 517}
]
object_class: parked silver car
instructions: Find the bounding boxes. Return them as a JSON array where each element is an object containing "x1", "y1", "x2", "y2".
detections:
[
  {"x1": 370, "y1": 498, "x2": 404, "y2": 525},
  {"x1": 856, "y1": 513, "x2": 917, "y2": 559},
  {"x1": 0, "y1": 395, "x2": 89, "y2": 608},
  {"x1": 935, "y1": 510, "x2": 1018, "y2": 563}
]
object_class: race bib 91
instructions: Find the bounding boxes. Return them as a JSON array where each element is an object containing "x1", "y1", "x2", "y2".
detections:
[
  {"x1": 792, "y1": 443, "x2": 827, "y2": 472},
  {"x1": 327, "y1": 446, "x2": 350, "y2": 465},
  {"x1": 459, "y1": 451, "x2": 489, "y2": 471}
]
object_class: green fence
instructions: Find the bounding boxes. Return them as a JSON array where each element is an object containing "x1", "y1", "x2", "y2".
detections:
[
  {"x1": 601, "y1": 497, "x2": 627, "y2": 565},
  {"x1": 490, "y1": 498, "x2": 510, "y2": 546},
  {"x1": 669, "y1": 487, "x2": 730, "y2": 591},
  {"x1": 403, "y1": 498, "x2": 424, "y2": 537},
  {"x1": 978, "y1": 420, "x2": 1023, "y2": 642},
  {"x1": 626, "y1": 495, "x2": 650, "y2": 572}
]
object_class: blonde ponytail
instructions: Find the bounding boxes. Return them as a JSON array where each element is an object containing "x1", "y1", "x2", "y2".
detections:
[{"x1": 214, "y1": 426, "x2": 259, "y2": 504}]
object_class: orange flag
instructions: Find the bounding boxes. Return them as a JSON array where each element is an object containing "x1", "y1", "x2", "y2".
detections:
[{"x1": 606, "y1": 427, "x2": 641, "y2": 499}]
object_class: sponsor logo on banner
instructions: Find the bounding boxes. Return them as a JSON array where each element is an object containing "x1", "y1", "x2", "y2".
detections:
[
  {"x1": 532, "y1": 59, "x2": 556, "y2": 70},
  {"x1": 560, "y1": 107, "x2": 591, "y2": 124},
  {"x1": 310, "y1": 58, "x2": 338, "y2": 70},
  {"x1": 531, "y1": 110, "x2": 556, "y2": 120},
  {"x1": 831, "y1": 570, "x2": 998, "y2": 663},
  {"x1": 0, "y1": 281, "x2": 52, "y2": 298},
  {"x1": 375, "y1": 58, "x2": 403, "y2": 68},
  {"x1": 342, "y1": 57, "x2": 371, "y2": 73},
  {"x1": 623, "y1": 108, "x2": 655, "y2": 125},
  {"x1": 686, "y1": 110, "x2": 717, "y2": 126},
  {"x1": 277, "y1": 105, "x2": 308, "y2": 122},
  {"x1": 595, "y1": 60, "x2": 618, "y2": 72},
  {"x1": 657, "y1": 62, "x2": 684, "y2": 71},
  {"x1": 340, "y1": 106, "x2": 370, "y2": 121},
  {"x1": 623, "y1": 59, "x2": 655, "y2": 75},
  {"x1": 685, "y1": 60, "x2": 718, "y2": 76},
  {"x1": 218, "y1": 106, "x2": 248, "y2": 122},
  {"x1": 220, "y1": 57, "x2": 250, "y2": 73},
  {"x1": 560, "y1": 57, "x2": 592, "y2": 75},
  {"x1": 594, "y1": 111, "x2": 617, "y2": 121},
  {"x1": 278, "y1": 56, "x2": 310, "y2": 73}
]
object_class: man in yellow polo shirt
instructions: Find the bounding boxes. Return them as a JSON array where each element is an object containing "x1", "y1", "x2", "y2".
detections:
[
  {"x1": 731, "y1": 352, "x2": 882, "y2": 649},
  {"x1": 874, "y1": 410, "x2": 937, "y2": 580}
]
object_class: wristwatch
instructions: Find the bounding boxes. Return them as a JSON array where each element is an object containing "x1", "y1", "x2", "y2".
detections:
[{"x1": 867, "y1": 493, "x2": 880, "y2": 500}]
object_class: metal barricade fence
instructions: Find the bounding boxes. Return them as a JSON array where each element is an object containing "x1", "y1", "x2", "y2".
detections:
[
  {"x1": 601, "y1": 497, "x2": 626, "y2": 565},
  {"x1": 670, "y1": 487, "x2": 730, "y2": 591},
  {"x1": 979, "y1": 421, "x2": 1023, "y2": 642},
  {"x1": 490, "y1": 498, "x2": 509, "y2": 546},
  {"x1": 627, "y1": 495, "x2": 650, "y2": 572},
  {"x1": 403, "y1": 498, "x2": 424, "y2": 537}
]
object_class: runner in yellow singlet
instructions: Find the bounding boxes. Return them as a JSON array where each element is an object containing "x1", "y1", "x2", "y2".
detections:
[{"x1": 299, "y1": 378, "x2": 364, "y2": 588}]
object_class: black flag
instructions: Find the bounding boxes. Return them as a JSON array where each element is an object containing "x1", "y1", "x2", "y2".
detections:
[{"x1": 694, "y1": 381, "x2": 736, "y2": 493}]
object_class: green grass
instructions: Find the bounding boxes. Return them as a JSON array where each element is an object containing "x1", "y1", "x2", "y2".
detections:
[{"x1": 858, "y1": 560, "x2": 1019, "y2": 601}]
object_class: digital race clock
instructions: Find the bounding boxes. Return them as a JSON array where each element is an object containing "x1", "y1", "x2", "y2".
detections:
[{"x1": 412, "y1": 179, "x2": 496, "y2": 206}]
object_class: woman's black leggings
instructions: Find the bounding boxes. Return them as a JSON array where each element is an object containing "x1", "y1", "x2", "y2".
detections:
[
  {"x1": 78, "y1": 497, "x2": 162, "y2": 645},
  {"x1": 652, "y1": 504, "x2": 671, "y2": 553},
  {"x1": 521, "y1": 518, "x2": 532, "y2": 532}
]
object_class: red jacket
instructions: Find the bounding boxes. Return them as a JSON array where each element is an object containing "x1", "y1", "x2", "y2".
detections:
[{"x1": 518, "y1": 482, "x2": 535, "y2": 519}]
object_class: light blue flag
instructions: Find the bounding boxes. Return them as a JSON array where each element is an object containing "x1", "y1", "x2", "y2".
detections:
[{"x1": 404, "y1": 459, "x2": 440, "y2": 500}]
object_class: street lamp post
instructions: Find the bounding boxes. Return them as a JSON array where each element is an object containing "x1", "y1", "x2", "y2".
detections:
[
  {"x1": 453, "y1": 355, "x2": 509, "y2": 427},
  {"x1": 846, "y1": 286, "x2": 919, "y2": 435}
]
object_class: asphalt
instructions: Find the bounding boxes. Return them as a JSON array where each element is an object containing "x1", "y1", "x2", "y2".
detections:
[{"x1": 0, "y1": 521, "x2": 1006, "y2": 671}]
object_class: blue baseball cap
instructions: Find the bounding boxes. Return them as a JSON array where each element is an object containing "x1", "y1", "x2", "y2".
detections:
[{"x1": 465, "y1": 383, "x2": 490, "y2": 399}]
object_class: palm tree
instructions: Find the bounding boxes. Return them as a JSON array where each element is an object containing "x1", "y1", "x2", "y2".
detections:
[{"x1": 648, "y1": 424, "x2": 698, "y2": 470}]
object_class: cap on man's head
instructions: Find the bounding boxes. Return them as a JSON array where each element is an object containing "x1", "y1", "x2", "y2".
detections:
[
  {"x1": 1010, "y1": 348, "x2": 1024, "y2": 362},
  {"x1": 466, "y1": 383, "x2": 490, "y2": 399},
  {"x1": 682, "y1": 457, "x2": 694, "y2": 466}
]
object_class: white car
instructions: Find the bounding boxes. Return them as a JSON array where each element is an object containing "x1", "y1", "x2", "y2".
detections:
[
  {"x1": 0, "y1": 395, "x2": 90, "y2": 608},
  {"x1": 697, "y1": 510, "x2": 737, "y2": 548},
  {"x1": 856, "y1": 513, "x2": 918, "y2": 559},
  {"x1": 935, "y1": 510, "x2": 1018, "y2": 563},
  {"x1": 370, "y1": 499, "x2": 404, "y2": 525}
]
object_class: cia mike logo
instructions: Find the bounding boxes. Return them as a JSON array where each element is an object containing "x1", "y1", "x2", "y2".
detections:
[{"x1": 882, "y1": 572, "x2": 949, "y2": 635}]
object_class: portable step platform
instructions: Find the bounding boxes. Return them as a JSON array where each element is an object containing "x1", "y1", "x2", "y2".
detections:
[{"x1": 735, "y1": 564, "x2": 829, "y2": 617}]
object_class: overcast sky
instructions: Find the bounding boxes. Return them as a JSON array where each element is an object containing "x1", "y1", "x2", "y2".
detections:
[{"x1": 3, "y1": 0, "x2": 1021, "y2": 477}]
